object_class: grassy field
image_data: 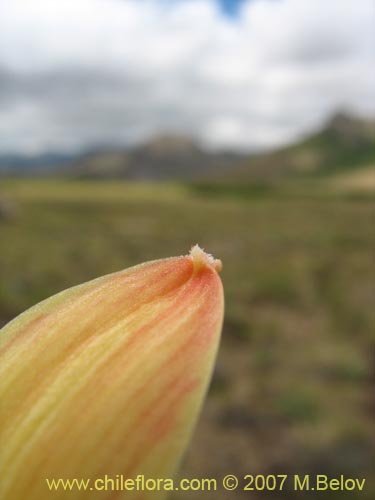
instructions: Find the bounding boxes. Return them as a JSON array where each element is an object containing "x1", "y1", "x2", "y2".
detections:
[{"x1": 1, "y1": 179, "x2": 374, "y2": 499}]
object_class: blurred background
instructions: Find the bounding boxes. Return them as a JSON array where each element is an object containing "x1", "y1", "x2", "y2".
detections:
[{"x1": 0, "y1": 0, "x2": 374, "y2": 498}]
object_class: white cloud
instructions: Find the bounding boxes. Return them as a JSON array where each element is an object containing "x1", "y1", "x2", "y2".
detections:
[{"x1": 0, "y1": 0, "x2": 374, "y2": 154}]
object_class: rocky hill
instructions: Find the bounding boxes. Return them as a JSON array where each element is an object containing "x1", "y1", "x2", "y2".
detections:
[
  {"x1": 62, "y1": 135, "x2": 242, "y2": 180},
  {"x1": 220, "y1": 113, "x2": 375, "y2": 182},
  {"x1": 1, "y1": 113, "x2": 373, "y2": 181}
]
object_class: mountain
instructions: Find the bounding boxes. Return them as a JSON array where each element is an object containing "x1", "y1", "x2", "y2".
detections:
[
  {"x1": 0, "y1": 152, "x2": 78, "y2": 174},
  {"x1": 221, "y1": 113, "x2": 375, "y2": 182},
  {"x1": 0, "y1": 136, "x2": 242, "y2": 179},
  {"x1": 62, "y1": 134, "x2": 242, "y2": 180},
  {"x1": 1, "y1": 113, "x2": 373, "y2": 181}
]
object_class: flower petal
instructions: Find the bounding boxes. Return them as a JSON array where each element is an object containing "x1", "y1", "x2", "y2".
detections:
[{"x1": 0, "y1": 246, "x2": 224, "y2": 500}]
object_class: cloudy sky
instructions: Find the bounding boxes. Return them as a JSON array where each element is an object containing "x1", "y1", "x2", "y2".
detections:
[{"x1": 0, "y1": 0, "x2": 374, "y2": 155}]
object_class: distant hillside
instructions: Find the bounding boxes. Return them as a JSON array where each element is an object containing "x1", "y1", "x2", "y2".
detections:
[
  {"x1": 221, "y1": 113, "x2": 375, "y2": 182},
  {"x1": 0, "y1": 152, "x2": 78, "y2": 174},
  {"x1": 1, "y1": 113, "x2": 373, "y2": 181},
  {"x1": 62, "y1": 135, "x2": 242, "y2": 180}
]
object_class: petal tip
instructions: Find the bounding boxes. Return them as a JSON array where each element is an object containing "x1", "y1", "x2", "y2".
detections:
[{"x1": 189, "y1": 244, "x2": 222, "y2": 273}]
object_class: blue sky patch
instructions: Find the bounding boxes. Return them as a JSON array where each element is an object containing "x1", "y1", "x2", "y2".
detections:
[{"x1": 217, "y1": 0, "x2": 246, "y2": 17}]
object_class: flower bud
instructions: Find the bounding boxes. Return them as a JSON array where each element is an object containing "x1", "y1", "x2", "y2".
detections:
[{"x1": 0, "y1": 246, "x2": 224, "y2": 500}]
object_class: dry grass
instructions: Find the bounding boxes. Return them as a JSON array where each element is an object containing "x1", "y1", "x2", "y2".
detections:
[{"x1": 1, "y1": 178, "x2": 374, "y2": 499}]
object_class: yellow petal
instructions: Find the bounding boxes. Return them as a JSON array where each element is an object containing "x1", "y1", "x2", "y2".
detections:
[{"x1": 0, "y1": 246, "x2": 224, "y2": 500}]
